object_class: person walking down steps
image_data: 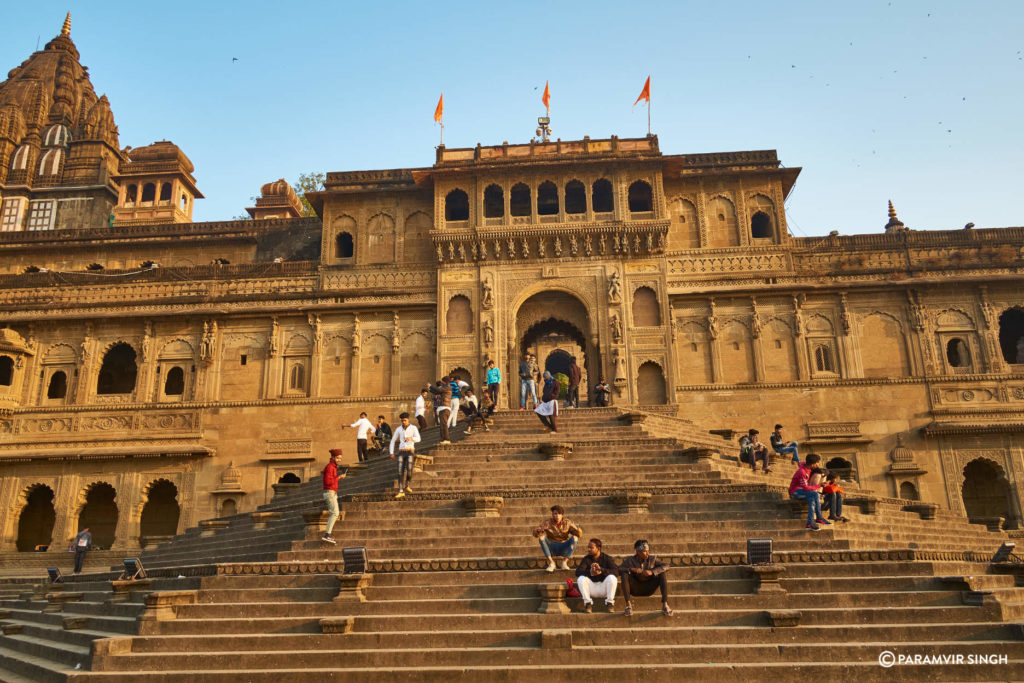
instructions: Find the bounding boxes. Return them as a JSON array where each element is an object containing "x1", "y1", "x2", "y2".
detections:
[
  {"x1": 321, "y1": 449, "x2": 346, "y2": 544},
  {"x1": 71, "y1": 527, "x2": 92, "y2": 574},
  {"x1": 390, "y1": 412, "x2": 421, "y2": 499}
]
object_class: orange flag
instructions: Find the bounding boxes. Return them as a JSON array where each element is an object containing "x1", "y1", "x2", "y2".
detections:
[
  {"x1": 634, "y1": 76, "x2": 651, "y2": 106},
  {"x1": 541, "y1": 81, "x2": 550, "y2": 112},
  {"x1": 434, "y1": 94, "x2": 444, "y2": 124}
]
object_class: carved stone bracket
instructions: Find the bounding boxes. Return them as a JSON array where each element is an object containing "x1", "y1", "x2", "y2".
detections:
[
  {"x1": 251, "y1": 511, "x2": 283, "y2": 529},
  {"x1": 462, "y1": 496, "x2": 504, "y2": 518},
  {"x1": 334, "y1": 574, "x2": 373, "y2": 603},
  {"x1": 682, "y1": 446, "x2": 716, "y2": 461},
  {"x1": 537, "y1": 583, "x2": 570, "y2": 614},
  {"x1": 538, "y1": 443, "x2": 573, "y2": 461},
  {"x1": 748, "y1": 564, "x2": 787, "y2": 594},
  {"x1": 139, "y1": 590, "x2": 196, "y2": 622},
  {"x1": 903, "y1": 503, "x2": 938, "y2": 520},
  {"x1": 612, "y1": 492, "x2": 652, "y2": 514},
  {"x1": 766, "y1": 609, "x2": 801, "y2": 627},
  {"x1": 846, "y1": 497, "x2": 878, "y2": 515},
  {"x1": 320, "y1": 616, "x2": 356, "y2": 634},
  {"x1": 199, "y1": 519, "x2": 230, "y2": 538},
  {"x1": 970, "y1": 516, "x2": 1005, "y2": 532}
]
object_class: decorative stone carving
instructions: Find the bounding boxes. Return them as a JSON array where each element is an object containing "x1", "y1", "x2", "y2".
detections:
[
  {"x1": 481, "y1": 276, "x2": 494, "y2": 310},
  {"x1": 219, "y1": 462, "x2": 242, "y2": 490},
  {"x1": 748, "y1": 565, "x2": 787, "y2": 594},
  {"x1": 268, "y1": 318, "x2": 279, "y2": 358},
  {"x1": 335, "y1": 574, "x2": 372, "y2": 602},
  {"x1": 462, "y1": 496, "x2": 504, "y2": 518},
  {"x1": 537, "y1": 584, "x2": 570, "y2": 614},
  {"x1": 612, "y1": 492, "x2": 651, "y2": 514},
  {"x1": 766, "y1": 610, "x2": 801, "y2": 627},
  {"x1": 538, "y1": 443, "x2": 573, "y2": 460},
  {"x1": 482, "y1": 318, "x2": 494, "y2": 347},
  {"x1": 610, "y1": 312, "x2": 623, "y2": 344},
  {"x1": 607, "y1": 271, "x2": 622, "y2": 304},
  {"x1": 612, "y1": 348, "x2": 627, "y2": 392}
]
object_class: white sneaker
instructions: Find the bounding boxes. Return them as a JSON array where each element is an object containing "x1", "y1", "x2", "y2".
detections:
[
  {"x1": 558, "y1": 559, "x2": 570, "y2": 571},
  {"x1": 544, "y1": 561, "x2": 556, "y2": 573}
]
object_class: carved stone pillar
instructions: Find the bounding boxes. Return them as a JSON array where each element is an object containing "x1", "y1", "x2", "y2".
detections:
[
  {"x1": 0, "y1": 477, "x2": 21, "y2": 550},
  {"x1": 50, "y1": 474, "x2": 78, "y2": 549},
  {"x1": 977, "y1": 287, "x2": 1005, "y2": 373},
  {"x1": 350, "y1": 315, "x2": 362, "y2": 397},
  {"x1": 76, "y1": 332, "x2": 95, "y2": 404},
  {"x1": 308, "y1": 314, "x2": 323, "y2": 398}
]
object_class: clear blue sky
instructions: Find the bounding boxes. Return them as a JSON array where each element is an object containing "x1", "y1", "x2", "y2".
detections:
[{"x1": 3, "y1": 1, "x2": 1022, "y2": 235}]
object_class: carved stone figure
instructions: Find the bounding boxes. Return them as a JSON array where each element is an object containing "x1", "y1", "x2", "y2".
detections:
[
  {"x1": 200, "y1": 321, "x2": 216, "y2": 362},
  {"x1": 481, "y1": 276, "x2": 494, "y2": 310},
  {"x1": 436, "y1": 244, "x2": 444, "y2": 262},
  {"x1": 553, "y1": 236, "x2": 562, "y2": 257},
  {"x1": 141, "y1": 321, "x2": 153, "y2": 363},
  {"x1": 482, "y1": 318, "x2": 494, "y2": 346},
  {"x1": 569, "y1": 234, "x2": 578, "y2": 256},
  {"x1": 610, "y1": 312, "x2": 623, "y2": 344},
  {"x1": 584, "y1": 234, "x2": 593, "y2": 256},
  {"x1": 707, "y1": 315, "x2": 719, "y2": 340},
  {"x1": 598, "y1": 234, "x2": 606, "y2": 254},
  {"x1": 351, "y1": 315, "x2": 361, "y2": 354},
  {"x1": 268, "y1": 318, "x2": 279, "y2": 358},
  {"x1": 607, "y1": 271, "x2": 622, "y2": 304},
  {"x1": 538, "y1": 238, "x2": 546, "y2": 258},
  {"x1": 392, "y1": 314, "x2": 400, "y2": 353},
  {"x1": 521, "y1": 238, "x2": 529, "y2": 258},
  {"x1": 613, "y1": 347, "x2": 626, "y2": 383}
]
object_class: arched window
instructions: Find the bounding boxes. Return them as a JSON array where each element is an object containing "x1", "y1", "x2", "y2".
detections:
[
  {"x1": 125, "y1": 184, "x2": 138, "y2": 206},
  {"x1": 180, "y1": 194, "x2": 188, "y2": 210},
  {"x1": 46, "y1": 371, "x2": 67, "y2": 399},
  {"x1": 899, "y1": 481, "x2": 919, "y2": 501},
  {"x1": 141, "y1": 183, "x2": 156, "y2": 203},
  {"x1": 628, "y1": 180, "x2": 653, "y2": 213},
  {"x1": 998, "y1": 308, "x2": 1024, "y2": 364},
  {"x1": 11, "y1": 145, "x2": 30, "y2": 171},
  {"x1": 164, "y1": 366, "x2": 184, "y2": 395},
  {"x1": 220, "y1": 498, "x2": 237, "y2": 518},
  {"x1": 445, "y1": 189, "x2": 469, "y2": 221},
  {"x1": 632, "y1": 287, "x2": 661, "y2": 326},
  {"x1": 37, "y1": 149, "x2": 62, "y2": 176},
  {"x1": 277, "y1": 472, "x2": 301, "y2": 484},
  {"x1": 946, "y1": 338, "x2": 971, "y2": 368},
  {"x1": 592, "y1": 179, "x2": 613, "y2": 213},
  {"x1": 510, "y1": 183, "x2": 531, "y2": 217},
  {"x1": 0, "y1": 356, "x2": 13, "y2": 385},
  {"x1": 537, "y1": 181, "x2": 558, "y2": 216},
  {"x1": 289, "y1": 363, "x2": 305, "y2": 390},
  {"x1": 636, "y1": 361, "x2": 668, "y2": 405},
  {"x1": 750, "y1": 211, "x2": 772, "y2": 239},
  {"x1": 483, "y1": 184, "x2": 504, "y2": 218},
  {"x1": 336, "y1": 232, "x2": 354, "y2": 258},
  {"x1": 564, "y1": 180, "x2": 586, "y2": 215},
  {"x1": 96, "y1": 343, "x2": 138, "y2": 395},
  {"x1": 159, "y1": 183, "x2": 172, "y2": 202},
  {"x1": 445, "y1": 295, "x2": 473, "y2": 335},
  {"x1": 814, "y1": 345, "x2": 834, "y2": 373}
]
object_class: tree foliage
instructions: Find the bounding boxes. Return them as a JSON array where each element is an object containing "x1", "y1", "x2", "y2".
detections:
[{"x1": 294, "y1": 172, "x2": 324, "y2": 217}]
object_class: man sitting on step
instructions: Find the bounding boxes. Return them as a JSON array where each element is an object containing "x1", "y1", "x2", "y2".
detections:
[
  {"x1": 790, "y1": 453, "x2": 828, "y2": 531},
  {"x1": 390, "y1": 412, "x2": 421, "y2": 499},
  {"x1": 461, "y1": 389, "x2": 490, "y2": 434},
  {"x1": 822, "y1": 472, "x2": 849, "y2": 522},
  {"x1": 770, "y1": 423, "x2": 800, "y2": 465},
  {"x1": 575, "y1": 538, "x2": 619, "y2": 613},
  {"x1": 619, "y1": 539, "x2": 673, "y2": 617},
  {"x1": 532, "y1": 504, "x2": 582, "y2": 572},
  {"x1": 740, "y1": 429, "x2": 772, "y2": 473}
]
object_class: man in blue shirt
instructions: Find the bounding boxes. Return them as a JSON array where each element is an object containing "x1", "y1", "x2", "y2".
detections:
[{"x1": 486, "y1": 359, "x2": 501, "y2": 408}]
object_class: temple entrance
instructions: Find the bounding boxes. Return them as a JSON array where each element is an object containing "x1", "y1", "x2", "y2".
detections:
[
  {"x1": 961, "y1": 459, "x2": 1014, "y2": 529},
  {"x1": 16, "y1": 485, "x2": 56, "y2": 551},
  {"x1": 514, "y1": 291, "x2": 594, "y2": 409},
  {"x1": 139, "y1": 480, "x2": 181, "y2": 540},
  {"x1": 77, "y1": 482, "x2": 119, "y2": 549}
]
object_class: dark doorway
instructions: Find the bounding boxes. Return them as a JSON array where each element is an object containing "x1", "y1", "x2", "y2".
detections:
[
  {"x1": 899, "y1": 481, "x2": 920, "y2": 501},
  {"x1": 46, "y1": 370, "x2": 67, "y2": 399},
  {"x1": 139, "y1": 480, "x2": 180, "y2": 539},
  {"x1": 962, "y1": 459, "x2": 1013, "y2": 528},
  {"x1": 97, "y1": 343, "x2": 138, "y2": 394},
  {"x1": 16, "y1": 485, "x2": 56, "y2": 551},
  {"x1": 545, "y1": 349, "x2": 572, "y2": 377},
  {"x1": 277, "y1": 472, "x2": 301, "y2": 484},
  {"x1": 0, "y1": 356, "x2": 13, "y2": 386},
  {"x1": 77, "y1": 483, "x2": 118, "y2": 549},
  {"x1": 998, "y1": 308, "x2": 1024, "y2": 364}
]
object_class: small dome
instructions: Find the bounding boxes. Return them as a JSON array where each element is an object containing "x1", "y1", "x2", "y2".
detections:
[
  {"x1": 219, "y1": 461, "x2": 242, "y2": 490},
  {"x1": 0, "y1": 328, "x2": 31, "y2": 354},
  {"x1": 260, "y1": 178, "x2": 293, "y2": 197},
  {"x1": 889, "y1": 434, "x2": 914, "y2": 463}
]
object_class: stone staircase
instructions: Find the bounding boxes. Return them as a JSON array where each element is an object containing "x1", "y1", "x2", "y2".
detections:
[{"x1": 0, "y1": 407, "x2": 1021, "y2": 681}]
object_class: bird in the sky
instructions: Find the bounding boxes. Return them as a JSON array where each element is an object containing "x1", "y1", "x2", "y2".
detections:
[{"x1": 232, "y1": 57, "x2": 238, "y2": 62}]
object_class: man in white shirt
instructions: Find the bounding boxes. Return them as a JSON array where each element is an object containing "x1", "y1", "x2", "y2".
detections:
[
  {"x1": 348, "y1": 412, "x2": 375, "y2": 462},
  {"x1": 414, "y1": 388, "x2": 429, "y2": 430},
  {"x1": 390, "y1": 412, "x2": 421, "y2": 499}
]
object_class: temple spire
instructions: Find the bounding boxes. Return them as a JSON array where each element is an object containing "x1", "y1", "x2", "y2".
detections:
[
  {"x1": 61, "y1": 12, "x2": 71, "y2": 37},
  {"x1": 884, "y1": 199, "x2": 906, "y2": 233}
]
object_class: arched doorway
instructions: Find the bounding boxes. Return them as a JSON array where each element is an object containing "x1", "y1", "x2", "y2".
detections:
[
  {"x1": 962, "y1": 459, "x2": 1013, "y2": 529},
  {"x1": 139, "y1": 480, "x2": 181, "y2": 540},
  {"x1": 77, "y1": 483, "x2": 119, "y2": 549},
  {"x1": 16, "y1": 485, "x2": 56, "y2": 551},
  {"x1": 515, "y1": 291, "x2": 593, "y2": 409},
  {"x1": 277, "y1": 472, "x2": 301, "y2": 484}
]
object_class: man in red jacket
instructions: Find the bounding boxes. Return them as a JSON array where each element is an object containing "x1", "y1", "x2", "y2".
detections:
[
  {"x1": 789, "y1": 453, "x2": 826, "y2": 531},
  {"x1": 321, "y1": 449, "x2": 345, "y2": 544}
]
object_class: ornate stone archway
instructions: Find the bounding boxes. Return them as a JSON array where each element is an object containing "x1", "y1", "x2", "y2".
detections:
[{"x1": 512, "y1": 290, "x2": 596, "y2": 409}]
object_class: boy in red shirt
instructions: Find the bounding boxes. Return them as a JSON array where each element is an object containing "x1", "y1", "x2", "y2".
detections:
[
  {"x1": 789, "y1": 453, "x2": 827, "y2": 530},
  {"x1": 822, "y1": 472, "x2": 849, "y2": 522},
  {"x1": 321, "y1": 449, "x2": 346, "y2": 544}
]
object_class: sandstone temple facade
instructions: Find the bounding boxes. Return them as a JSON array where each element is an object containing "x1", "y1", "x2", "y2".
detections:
[{"x1": 0, "y1": 17, "x2": 1022, "y2": 552}]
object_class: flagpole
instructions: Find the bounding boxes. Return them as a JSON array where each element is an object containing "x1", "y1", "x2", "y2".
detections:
[
  {"x1": 440, "y1": 121, "x2": 444, "y2": 146},
  {"x1": 647, "y1": 99, "x2": 651, "y2": 136}
]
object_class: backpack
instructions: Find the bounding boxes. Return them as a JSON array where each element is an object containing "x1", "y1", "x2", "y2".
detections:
[
  {"x1": 565, "y1": 577, "x2": 581, "y2": 598},
  {"x1": 738, "y1": 435, "x2": 753, "y2": 464}
]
